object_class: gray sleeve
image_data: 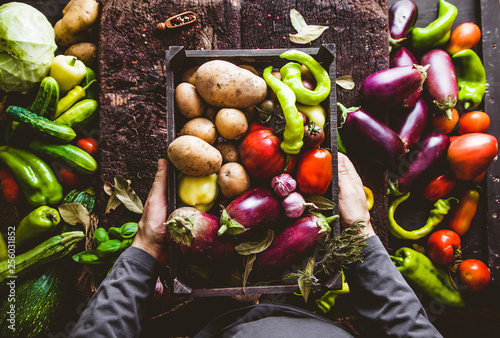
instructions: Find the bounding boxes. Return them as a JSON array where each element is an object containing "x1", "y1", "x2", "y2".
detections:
[
  {"x1": 344, "y1": 235, "x2": 443, "y2": 338},
  {"x1": 69, "y1": 247, "x2": 158, "y2": 338}
]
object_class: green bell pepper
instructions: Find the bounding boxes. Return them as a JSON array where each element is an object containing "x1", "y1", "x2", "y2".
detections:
[
  {"x1": 391, "y1": 247, "x2": 465, "y2": 308},
  {"x1": 410, "y1": 0, "x2": 457, "y2": 51},
  {"x1": 16, "y1": 206, "x2": 61, "y2": 247},
  {"x1": 452, "y1": 49, "x2": 486, "y2": 110},
  {"x1": 178, "y1": 173, "x2": 218, "y2": 211}
]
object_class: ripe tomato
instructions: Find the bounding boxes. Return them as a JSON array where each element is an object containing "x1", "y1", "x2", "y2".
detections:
[
  {"x1": 240, "y1": 130, "x2": 286, "y2": 180},
  {"x1": 303, "y1": 121, "x2": 325, "y2": 149},
  {"x1": 449, "y1": 189, "x2": 479, "y2": 236},
  {"x1": 446, "y1": 22, "x2": 481, "y2": 55},
  {"x1": 458, "y1": 259, "x2": 490, "y2": 292},
  {"x1": 431, "y1": 108, "x2": 458, "y2": 134},
  {"x1": 76, "y1": 138, "x2": 99, "y2": 156},
  {"x1": 0, "y1": 168, "x2": 22, "y2": 205},
  {"x1": 447, "y1": 133, "x2": 498, "y2": 181},
  {"x1": 427, "y1": 230, "x2": 461, "y2": 265},
  {"x1": 457, "y1": 111, "x2": 490, "y2": 135},
  {"x1": 248, "y1": 121, "x2": 273, "y2": 134},
  {"x1": 58, "y1": 168, "x2": 81, "y2": 187},
  {"x1": 423, "y1": 174, "x2": 456, "y2": 201},
  {"x1": 296, "y1": 148, "x2": 332, "y2": 195}
]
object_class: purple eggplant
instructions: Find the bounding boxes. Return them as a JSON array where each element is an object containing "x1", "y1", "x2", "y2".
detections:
[
  {"x1": 165, "y1": 207, "x2": 236, "y2": 262},
  {"x1": 338, "y1": 103, "x2": 406, "y2": 169},
  {"x1": 390, "y1": 47, "x2": 422, "y2": 108},
  {"x1": 218, "y1": 187, "x2": 280, "y2": 237},
  {"x1": 421, "y1": 49, "x2": 458, "y2": 119},
  {"x1": 254, "y1": 213, "x2": 335, "y2": 274},
  {"x1": 396, "y1": 132, "x2": 449, "y2": 193},
  {"x1": 392, "y1": 98, "x2": 429, "y2": 150},
  {"x1": 359, "y1": 65, "x2": 428, "y2": 109},
  {"x1": 389, "y1": 0, "x2": 418, "y2": 48}
]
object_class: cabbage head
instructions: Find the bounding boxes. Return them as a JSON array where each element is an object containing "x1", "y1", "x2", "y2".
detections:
[{"x1": 0, "y1": 2, "x2": 57, "y2": 93}]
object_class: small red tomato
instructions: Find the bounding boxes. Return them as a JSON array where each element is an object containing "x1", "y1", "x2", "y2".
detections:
[
  {"x1": 458, "y1": 259, "x2": 490, "y2": 292},
  {"x1": 427, "y1": 230, "x2": 461, "y2": 265},
  {"x1": 457, "y1": 111, "x2": 490, "y2": 135},
  {"x1": 298, "y1": 111, "x2": 307, "y2": 125},
  {"x1": 76, "y1": 138, "x2": 98, "y2": 156},
  {"x1": 302, "y1": 79, "x2": 315, "y2": 91},
  {"x1": 431, "y1": 108, "x2": 459, "y2": 134},
  {"x1": 303, "y1": 121, "x2": 325, "y2": 149},
  {"x1": 58, "y1": 168, "x2": 80, "y2": 187},
  {"x1": 423, "y1": 174, "x2": 456, "y2": 201}
]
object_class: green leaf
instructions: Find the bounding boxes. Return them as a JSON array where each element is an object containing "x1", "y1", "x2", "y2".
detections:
[
  {"x1": 93, "y1": 227, "x2": 109, "y2": 246},
  {"x1": 290, "y1": 9, "x2": 307, "y2": 32},
  {"x1": 114, "y1": 176, "x2": 144, "y2": 214},
  {"x1": 95, "y1": 239, "x2": 122, "y2": 257},
  {"x1": 242, "y1": 254, "x2": 256, "y2": 291},
  {"x1": 303, "y1": 195, "x2": 336, "y2": 210},
  {"x1": 120, "y1": 222, "x2": 138, "y2": 238},
  {"x1": 298, "y1": 256, "x2": 315, "y2": 303},
  {"x1": 72, "y1": 250, "x2": 102, "y2": 264},
  {"x1": 235, "y1": 230, "x2": 274, "y2": 255},
  {"x1": 119, "y1": 238, "x2": 134, "y2": 251},
  {"x1": 336, "y1": 75, "x2": 355, "y2": 90},
  {"x1": 108, "y1": 227, "x2": 121, "y2": 238},
  {"x1": 289, "y1": 25, "x2": 329, "y2": 44}
]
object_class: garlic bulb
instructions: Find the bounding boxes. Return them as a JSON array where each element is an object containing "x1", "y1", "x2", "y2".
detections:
[
  {"x1": 271, "y1": 173, "x2": 297, "y2": 197},
  {"x1": 283, "y1": 192, "x2": 316, "y2": 218}
]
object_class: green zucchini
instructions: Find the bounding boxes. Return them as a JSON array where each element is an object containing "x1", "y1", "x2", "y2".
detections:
[
  {"x1": 28, "y1": 76, "x2": 60, "y2": 119},
  {"x1": 0, "y1": 231, "x2": 84, "y2": 284},
  {"x1": 54, "y1": 99, "x2": 98, "y2": 132},
  {"x1": 63, "y1": 187, "x2": 96, "y2": 213},
  {"x1": 6, "y1": 106, "x2": 76, "y2": 143},
  {"x1": 80, "y1": 67, "x2": 98, "y2": 100},
  {"x1": 29, "y1": 139, "x2": 98, "y2": 174}
]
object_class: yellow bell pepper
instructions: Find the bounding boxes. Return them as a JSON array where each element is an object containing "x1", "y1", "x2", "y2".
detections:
[{"x1": 178, "y1": 173, "x2": 218, "y2": 211}]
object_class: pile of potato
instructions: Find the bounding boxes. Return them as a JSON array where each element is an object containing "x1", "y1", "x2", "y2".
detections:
[{"x1": 167, "y1": 60, "x2": 269, "y2": 199}]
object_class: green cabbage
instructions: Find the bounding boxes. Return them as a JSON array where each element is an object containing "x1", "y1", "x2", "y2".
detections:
[{"x1": 0, "y1": 2, "x2": 57, "y2": 93}]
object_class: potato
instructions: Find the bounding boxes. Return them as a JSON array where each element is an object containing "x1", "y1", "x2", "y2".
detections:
[
  {"x1": 181, "y1": 66, "x2": 199, "y2": 85},
  {"x1": 195, "y1": 60, "x2": 267, "y2": 108},
  {"x1": 54, "y1": 20, "x2": 88, "y2": 47},
  {"x1": 64, "y1": 42, "x2": 97, "y2": 66},
  {"x1": 239, "y1": 64, "x2": 259, "y2": 76},
  {"x1": 179, "y1": 117, "x2": 217, "y2": 144},
  {"x1": 61, "y1": 0, "x2": 99, "y2": 35},
  {"x1": 167, "y1": 135, "x2": 222, "y2": 176},
  {"x1": 175, "y1": 82, "x2": 205, "y2": 118},
  {"x1": 215, "y1": 142, "x2": 239, "y2": 163},
  {"x1": 215, "y1": 108, "x2": 248, "y2": 140},
  {"x1": 217, "y1": 163, "x2": 250, "y2": 198}
]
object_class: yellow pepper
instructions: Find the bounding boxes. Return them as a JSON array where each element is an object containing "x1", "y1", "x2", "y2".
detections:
[
  {"x1": 296, "y1": 103, "x2": 326, "y2": 128},
  {"x1": 178, "y1": 173, "x2": 218, "y2": 211},
  {"x1": 316, "y1": 270, "x2": 350, "y2": 313},
  {"x1": 50, "y1": 55, "x2": 87, "y2": 92},
  {"x1": 364, "y1": 186, "x2": 374, "y2": 211}
]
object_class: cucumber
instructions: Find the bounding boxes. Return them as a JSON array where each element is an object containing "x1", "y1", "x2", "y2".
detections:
[
  {"x1": 6, "y1": 106, "x2": 76, "y2": 143},
  {"x1": 30, "y1": 139, "x2": 98, "y2": 174},
  {"x1": 63, "y1": 187, "x2": 96, "y2": 213},
  {"x1": 28, "y1": 76, "x2": 60, "y2": 119},
  {"x1": 80, "y1": 67, "x2": 98, "y2": 100},
  {"x1": 54, "y1": 99, "x2": 98, "y2": 132}
]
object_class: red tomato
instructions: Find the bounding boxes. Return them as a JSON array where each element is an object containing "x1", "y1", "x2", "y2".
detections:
[
  {"x1": 449, "y1": 189, "x2": 479, "y2": 236},
  {"x1": 472, "y1": 170, "x2": 486, "y2": 183},
  {"x1": 76, "y1": 138, "x2": 99, "y2": 156},
  {"x1": 302, "y1": 79, "x2": 315, "y2": 91},
  {"x1": 58, "y1": 168, "x2": 81, "y2": 187},
  {"x1": 446, "y1": 22, "x2": 481, "y2": 55},
  {"x1": 298, "y1": 111, "x2": 307, "y2": 125},
  {"x1": 0, "y1": 168, "x2": 23, "y2": 205},
  {"x1": 423, "y1": 174, "x2": 456, "y2": 201},
  {"x1": 458, "y1": 259, "x2": 490, "y2": 292},
  {"x1": 296, "y1": 148, "x2": 332, "y2": 195},
  {"x1": 447, "y1": 133, "x2": 498, "y2": 181},
  {"x1": 431, "y1": 108, "x2": 459, "y2": 134},
  {"x1": 427, "y1": 230, "x2": 461, "y2": 265},
  {"x1": 240, "y1": 130, "x2": 286, "y2": 180},
  {"x1": 303, "y1": 121, "x2": 325, "y2": 149},
  {"x1": 248, "y1": 122, "x2": 273, "y2": 134},
  {"x1": 457, "y1": 111, "x2": 490, "y2": 135}
]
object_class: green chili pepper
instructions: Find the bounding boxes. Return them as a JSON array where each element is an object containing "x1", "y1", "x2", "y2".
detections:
[
  {"x1": 316, "y1": 270, "x2": 350, "y2": 313},
  {"x1": 410, "y1": 0, "x2": 458, "y2": 51},
  {"x1": 53, "y1": 79, "x2": 96, "y2": 119},
  {"x1": 80, "y1": 67, "x2": 98, "y2": 100},
  {"x1": 388, "y1": 192, "x2": 457, "y2": 240},
  {"x1": 279, "y1": 50, "x2": 331, "y2": 106},
  {"x1": 263, "y1": 66, "x2": 304, "y2": 155},
  {"x1": 15, "y1": 206, "x2": 61, "y2": 247},
  {"x1": 391, "y1": 247, "x2": 465, "y2": 307},
  {"x1": 451, "y1": 49, "x2": 486, "y2": 110}
]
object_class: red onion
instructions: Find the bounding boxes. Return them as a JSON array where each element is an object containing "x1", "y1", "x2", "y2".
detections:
[
  {"x1": 282, "y1": 192, "x2": 317, "y2": 218},
  {"x1": 271, "y1": 173, "x2": 297, "y2": 197}
]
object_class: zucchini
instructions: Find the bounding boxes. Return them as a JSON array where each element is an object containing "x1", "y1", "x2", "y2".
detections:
[
  {"x1": 28, "y1": 76, "x2": 60, "y2": 119},
  {"x1": 54, "y1": 99, "x2": 98, "y2": 132},
  {"x1": 30, "y1": 139, "x2": 98, "y2": 174},
  {"x1": 6, "y1": 106, "x2": 76, "y2": 143},
  {"x1": 63, "y1": 187, "x2": 96, "y2": 213},
  {"x1": 80, "y1": 67, "x2": 98, "y2": 100},
  {"x1": 0, "y1": 231, "x2": 84, "y2": 284}
]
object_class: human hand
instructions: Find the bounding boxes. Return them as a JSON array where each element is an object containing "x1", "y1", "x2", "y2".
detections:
[
  {"x1": 338, "y1": 153, "x2": 376, "y2": 237},
  {"x1": 132, "y1": 159, "x2": 168, "y2": 263}
]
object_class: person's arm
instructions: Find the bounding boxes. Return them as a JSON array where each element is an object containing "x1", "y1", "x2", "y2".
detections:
[
  {"x1": 337, "y1": 153, "x2": 442, "y2": 337},
  {"x1": 70, "y1": 159, "x2": 169, "y2": 338}
]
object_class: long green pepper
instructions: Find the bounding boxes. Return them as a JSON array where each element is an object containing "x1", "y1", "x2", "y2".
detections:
[
  {"x1": 263, "y1": 66, "x2": 303, "y2": 155},
  {"x1": 452, "y1": 49, "x2": 486, "y2": 110}
]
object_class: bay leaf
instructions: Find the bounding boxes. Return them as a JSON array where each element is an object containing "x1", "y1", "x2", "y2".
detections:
[
  {"x1": 298, "y1": 256, "x2": 316, "y2": 303},
  {"x1": 114, "y1": 176, "x2": 144, "y2": 214},
  {"x1": 290, "y1": 9, "x2": 307, "y2": 32},
  {"x1": 336, "y1": 75, "x2": 355, "y2": 90},
  {"x1": 236, "y1": 230, "x2": 274, "y2": 255},
  {"x1": 289, "y1": 25, "x2": 329, "y2": 44},
  {"x1": 59, "y1": 203, "x2": 91, "y2": 231},
  {"x1": 242, "y1": 254, "x2": 256, "y2": 291},
  {"x1": 104, "y1": 181, "x2": 122, "y2": 214},
  {"x1": 304, "y1": 195, "x2": 336, "y2": 210}
]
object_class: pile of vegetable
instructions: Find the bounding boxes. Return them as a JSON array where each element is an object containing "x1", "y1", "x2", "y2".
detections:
[{"x1": 338, "y1": 0, "x2": 495, "y2": 308}]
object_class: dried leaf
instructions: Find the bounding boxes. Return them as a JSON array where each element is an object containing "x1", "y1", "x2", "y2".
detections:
[
  {"x1": 114, "y1": 176, "x2": 144, "y2": 214},
  {"x1": 289, "y1": 25, "x2": 329, "y2": 44},
  {"x1": 242, "y1": 254, "x2": 256, "y2": 291},
  {"x1": 104, "y1": 181, "x2": 122, "y2": 214},
  {"x1": 298, "y1": 256, "x2": 315, "y2": 303},
  {"x1": 304, "y1": 195, "x2": 336, "y2": 210},
  {"x1": 412, "y1": 243, "x2": 426, "y2": 255},
  {"x1": 103, "y1": 181, "x2": 114, "y2": 196},
  {"x1": 236, "y1": 230, "x2": 274, "y2": 255},
  {"x1": 336, "y1": 75, "x2": 355, "y2": 90},
  {"x1": 290, "y1": 9, "x2": 307, "y2": 32},
  {"x1": 59, "y1": 203, "x2": 91, "y2": 231}
]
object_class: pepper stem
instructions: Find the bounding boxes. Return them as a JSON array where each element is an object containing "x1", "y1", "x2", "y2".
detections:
[
  {"x1": 463, "y1": 101, "x2": 471, "y2": 110},
  {"x1": 389, "y1": 255, "x2": 404, "y2": 265},
  {"x1": 81, "y1": 79, "x2": 96, "y2": 91},
  {"x1": 68, "y1": 57, "x2": 77, "y2": 67}
]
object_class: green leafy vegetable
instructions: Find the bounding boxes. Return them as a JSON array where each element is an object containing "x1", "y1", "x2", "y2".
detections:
[{"x1": 120, "y1": 222, "x2": 139, "y2": 238}]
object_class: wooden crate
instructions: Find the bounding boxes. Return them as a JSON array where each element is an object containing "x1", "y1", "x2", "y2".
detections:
[{"x1": 165, "y1": 44, "x2": 341, "y2": 297}]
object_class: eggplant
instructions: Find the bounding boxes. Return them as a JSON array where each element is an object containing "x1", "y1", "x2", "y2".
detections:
[
  {"x1": 421, "y1": 49, "x2": 458, "y2": 118},
  {"x1": 218, "y1": 187, "x2": 280, "y2": 237},
  {"x1": 165, "y1": 207, "x2": 236, "y2": 262},
  {"x1": 390, "y1": 47, "x2": 418, "y2": 68},
  {"x1": 396, "y1": 132, "x2": 449, "y2": 193},
  {"x1": 392, "y1": 98, "x2": 429, "y2": 150},
  {"x1": 389, "y1": 0, "x2": 418, "y2": 46},
  {"x1": 339, "y1": 103, "x2": 406, "y2": 169},
  {"x1": 359, "y1": 65, "x2": 428, "y2": 109},
  {"x1": 254, "y1": 213, "x2": 334, "y2": 274}
]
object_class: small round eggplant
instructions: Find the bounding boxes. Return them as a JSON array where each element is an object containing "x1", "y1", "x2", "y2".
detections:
[
  {"x1": 396, "y1": 132, "x2": 450, "y2": 193},
  {"x1": 391, "y1": 99, "x2": 429, "y2": 150},
  {"x1": 339, "y1": 103, "x2": 406, "y2": 169},
  {"x1": 359, "y1": 65, "x2": 428, "y2": 109},
  {"x1": 389, "y1": 0, "x2": 418, "y2": 42},
  {"x1": 390, "y1": 47, "x2": 422, "y2": 107},
  {"x1": 421, "y1": 49, "x2": 458, "y2": 118}
]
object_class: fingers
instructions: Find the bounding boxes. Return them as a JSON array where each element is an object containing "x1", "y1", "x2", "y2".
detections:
[{"x1": 146, "y1": 159, "x2": 168, "y2": 204}]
